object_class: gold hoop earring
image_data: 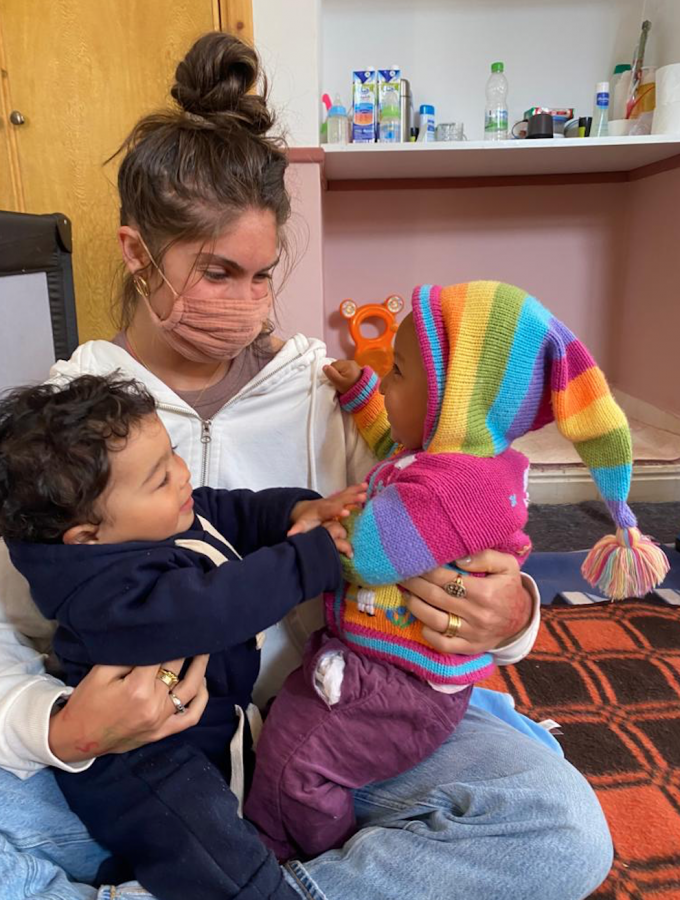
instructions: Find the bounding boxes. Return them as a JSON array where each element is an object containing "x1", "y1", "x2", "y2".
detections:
[{"x1": 133, "y1": 275, "x2": 150, "y2": 299}]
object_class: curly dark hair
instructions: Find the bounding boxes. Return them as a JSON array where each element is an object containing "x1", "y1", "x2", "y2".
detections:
[{"x1": 0, "y1": 374, "x2": 157, "y2": 543}]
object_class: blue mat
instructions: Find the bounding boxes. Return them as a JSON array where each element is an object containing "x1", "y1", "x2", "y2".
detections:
[{"x1": 524, "y1": 545, "x2": 680, "y2": 605}]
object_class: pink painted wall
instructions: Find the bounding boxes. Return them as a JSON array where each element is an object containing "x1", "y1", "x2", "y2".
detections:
[
  {"x1": 612, "y1": 167, "x2": 680, "y2": 415},
  {"x1": 279, "y1": 165, "x2": 678, "y2": 420},
  {"x1": 274, "y1": 162, "x2": 325, "y2": 340},
  {"x1": 322, "y1": 183, "x2": 628, "y2": 368}
]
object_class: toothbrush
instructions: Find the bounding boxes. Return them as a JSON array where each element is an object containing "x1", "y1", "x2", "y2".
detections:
[{"x1": 625, "y1": 20, "x2": 652, "y2": 120}]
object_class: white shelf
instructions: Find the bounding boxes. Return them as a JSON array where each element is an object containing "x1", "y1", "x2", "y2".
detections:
[{"x1": 321, "y1": 136, "x2": 680, "y2": 183}]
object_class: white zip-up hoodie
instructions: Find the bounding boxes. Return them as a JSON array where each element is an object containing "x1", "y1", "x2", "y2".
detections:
[{"x1": 0, "y1": 335, "x2": 539, "y2": 777}]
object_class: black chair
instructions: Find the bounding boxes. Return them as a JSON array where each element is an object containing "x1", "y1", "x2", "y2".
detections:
[{"x1": 0, "y1": 210, "x2": 79, "y2": 391}]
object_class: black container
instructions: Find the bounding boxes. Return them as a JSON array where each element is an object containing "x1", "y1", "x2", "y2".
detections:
[{"x1": 526, "y1": 112, "x2": 554, "y2": 139}]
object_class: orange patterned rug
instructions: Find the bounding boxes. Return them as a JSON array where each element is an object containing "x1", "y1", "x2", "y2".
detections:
[{"x1": 479, "y1": 598, "x2": 680, "y2": 899}]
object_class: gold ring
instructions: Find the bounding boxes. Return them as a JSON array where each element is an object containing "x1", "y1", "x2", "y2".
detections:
[
  {"x1": 443, "y1": 612, "x2": 462, "y2": 639},
  {"x1": 444, "y1": 574, "x2": 466, "y2": 599},
  {"x1": 156, "y1": 667, "x2": 179, "y2": 689}
]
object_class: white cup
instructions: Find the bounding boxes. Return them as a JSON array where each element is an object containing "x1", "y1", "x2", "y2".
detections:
[{"x1": 608, "y1": 119, "x2": 633, "y2": 136}]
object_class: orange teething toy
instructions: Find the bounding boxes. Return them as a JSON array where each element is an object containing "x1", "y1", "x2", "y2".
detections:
[{"x1": 340, "y1": 295, "x2": 405, "y2": 377}]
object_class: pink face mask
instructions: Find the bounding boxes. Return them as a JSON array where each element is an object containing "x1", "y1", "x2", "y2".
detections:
[{"x1": 137, "y1": 244, "x2": 272, "y2": 363}]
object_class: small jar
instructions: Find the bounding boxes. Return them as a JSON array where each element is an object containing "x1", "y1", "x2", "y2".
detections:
[{"x1": 435, "y1": 122, "x2": 465, "y2": 142}]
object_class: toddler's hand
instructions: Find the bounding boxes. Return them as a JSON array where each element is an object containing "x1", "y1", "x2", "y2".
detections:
[
  {"x1": 288, "y1": 483, "x2": 367, "y2": 537},
  {"x1": 322, "y1": 519, "x2": 353, "y2": 557},
  {"x1": 323, "y1": 360, "x2": 363, "y2": 394}
]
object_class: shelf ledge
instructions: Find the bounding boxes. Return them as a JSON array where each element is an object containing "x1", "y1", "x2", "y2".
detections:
[{"x1": 287, "y1": 136, "x2": 680, "y2": 189}]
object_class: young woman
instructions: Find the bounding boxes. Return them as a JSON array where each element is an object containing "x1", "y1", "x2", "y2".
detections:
[{"x1": 0, "y1": 32, "x2": 612, "y2": 900}]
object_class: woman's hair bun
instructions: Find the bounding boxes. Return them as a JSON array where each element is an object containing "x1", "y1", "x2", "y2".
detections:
[{"x1": 171, "y1": 32, "x2": 273, "y2": 135}]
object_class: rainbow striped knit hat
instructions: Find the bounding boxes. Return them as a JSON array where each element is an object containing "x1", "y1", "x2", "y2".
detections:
[{"x1": 412, "y1": 281, "x2": 668, "y2": 600}]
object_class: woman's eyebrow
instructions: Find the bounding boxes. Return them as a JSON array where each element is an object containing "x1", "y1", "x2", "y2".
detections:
[{"x1": 195, "y1": 253, "x2": 280, "y2": 273}]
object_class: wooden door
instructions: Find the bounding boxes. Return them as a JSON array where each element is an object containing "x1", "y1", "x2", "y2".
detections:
[{"x1": 0, "y1": 0, "x2": 253, "y2": 342}]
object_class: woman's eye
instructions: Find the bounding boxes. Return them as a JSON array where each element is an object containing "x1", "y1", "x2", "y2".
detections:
[{"x1": 203, "y1": 269, "x2": 229, "y2": 282}]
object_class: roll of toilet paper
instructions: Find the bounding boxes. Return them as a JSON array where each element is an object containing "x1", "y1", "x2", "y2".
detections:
[
  {"x1": 656, "y1": 64, "x2": 680, "y2": 106},
  {"x1": 652, "y1": 100, "x2": 680, "y2": 135}
]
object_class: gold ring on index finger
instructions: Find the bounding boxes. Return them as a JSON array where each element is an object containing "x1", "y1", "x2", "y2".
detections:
[
  {"x1": 156, "y1": 667, "x2": 180, "y2": 689},
  {"x1": 444, "y1": 574, "x2": 466, "y2": 599},
  {"x1": 443, "y1": 612, "x2": 462, "y2": 639}
]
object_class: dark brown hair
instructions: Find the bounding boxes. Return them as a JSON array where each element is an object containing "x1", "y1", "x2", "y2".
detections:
[
  {"x1": 111, "y1": 31, "x2": 291, "y2": 330},
  {"x1": 0, "y1": 375, "x2": 157, "y2": 543}
]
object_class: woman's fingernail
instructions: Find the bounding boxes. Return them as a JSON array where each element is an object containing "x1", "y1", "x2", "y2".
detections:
[{"x1": 457, "y1": 557, "x2": 472, "y2": 565}]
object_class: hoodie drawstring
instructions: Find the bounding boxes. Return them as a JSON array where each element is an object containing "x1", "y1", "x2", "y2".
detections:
[{"x1": 306, "y1": 354, "x2": 320, "y2": 492}]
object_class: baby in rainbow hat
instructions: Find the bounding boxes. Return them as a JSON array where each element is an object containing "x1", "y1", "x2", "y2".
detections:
[{"x1": 245, "y1": 280, "x2": 668, "y2": 860}]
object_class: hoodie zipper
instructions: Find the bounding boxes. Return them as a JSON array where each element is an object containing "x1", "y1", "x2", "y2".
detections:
[
  {"x1": 155, "y1": 348, "x2": 308, "y2": 487},
  {"x1": 200, "y1": 419, "x2": 213, "y2": 486},
  {"x1": 155, "y1": 403, "x2": 213, "y2": 487}
]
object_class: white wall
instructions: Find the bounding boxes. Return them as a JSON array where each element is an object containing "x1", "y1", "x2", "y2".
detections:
[
  {"x1": 652, "y1": 0, "x2": 680, "y2": 65},
  {"x1": 253, "y1": 0, "x2": 322, "y2": 146}
]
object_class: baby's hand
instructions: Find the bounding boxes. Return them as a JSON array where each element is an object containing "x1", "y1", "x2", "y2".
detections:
[
  {"x1": 288, "y1": 483, "x2": 367, "y2": 540},
  {"x1": 322, "y1": 519, "x2": 353, "y2": 557},
  {"x1": 323, "y1": 360, "x2": 363, "y2": 395}
]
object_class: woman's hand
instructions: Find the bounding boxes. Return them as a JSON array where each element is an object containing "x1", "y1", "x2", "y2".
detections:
[
  {"x1": 401, "y1": 551, "x2": 533, "y2": 655},
  {"x1": 323, "y1": 360, "x2": 363, "y2": 394},
  {"x1": 48, "y1": 655, "x2": 210, "y2": 763}
]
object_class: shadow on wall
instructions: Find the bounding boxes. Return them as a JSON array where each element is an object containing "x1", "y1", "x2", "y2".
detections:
[{"x1": 609, "y1": 166, "x2": 680, "y2": 417}]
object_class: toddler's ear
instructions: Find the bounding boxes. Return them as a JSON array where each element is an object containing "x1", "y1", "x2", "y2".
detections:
[{"x1": 62, "y1": 523, "x2": 100, "y2": 545}]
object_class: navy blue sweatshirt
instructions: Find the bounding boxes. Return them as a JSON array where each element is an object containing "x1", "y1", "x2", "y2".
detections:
[
  {"x1": 9, "y1": 486, "x2": 342, "y2": 899},
  {"x1": 9, "y1": 486, "x2": 342, "y2": 762}
]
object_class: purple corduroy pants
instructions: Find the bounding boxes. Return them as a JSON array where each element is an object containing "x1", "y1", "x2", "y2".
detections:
[{"x1": 244, "y1": 629, "x2": 472, "y2": 861}]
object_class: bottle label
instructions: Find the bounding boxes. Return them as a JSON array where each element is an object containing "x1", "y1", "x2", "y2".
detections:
[
  {"x1": 485, "y1": 109, "x2": 508, "y2": 133},
  {"x1": 380, "y1": 122, "x2": 400, "y2": 142},
  {"x1": 596, "y1": 92, "x2": 609, "y2": 109}
]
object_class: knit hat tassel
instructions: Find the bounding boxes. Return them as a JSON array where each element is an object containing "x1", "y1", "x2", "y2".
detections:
[{"x1": 581, "y1": 527, "x2": 670, "y2": 600}]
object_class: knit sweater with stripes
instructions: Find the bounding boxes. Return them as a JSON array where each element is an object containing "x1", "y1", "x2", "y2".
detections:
[{"x1": 325, "y1": 368, "x2": 531, "y2": 686}]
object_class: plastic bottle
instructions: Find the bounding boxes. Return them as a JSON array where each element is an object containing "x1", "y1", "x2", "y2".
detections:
[
  {"x1": 611, "y1": 64, "x2": 632, "y2": 121},
  {"x1": 416, "y1": 104, "x2": 435, "y2": 142},
  {"x1": 592, "y1": 81, "x2": 609, "y2": 137},
  {"x1": 327, "y1": 95, "x2": 348, "y2": 145},
  {"x1": 379, "y1": 85, "x2": 401, "y2": 143},
  {"x1": 484, "y1": 62, "x2": 508, "y2": 141}
]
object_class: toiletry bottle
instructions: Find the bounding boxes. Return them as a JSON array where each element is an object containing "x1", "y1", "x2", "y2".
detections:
[
  {"x1": 611, "y1": 65, "x2": 632, "y2": 120},
  {"x1": 417, "y1": 105, "x2": 435, "y2": 142},
  {"x1": 592, "y1": 81, "x2": 610, "y2": 137}
]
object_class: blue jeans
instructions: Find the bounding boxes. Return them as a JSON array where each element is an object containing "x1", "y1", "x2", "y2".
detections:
[{"x1": 0, "y1": 707, "x2": 612, "y2": 900}]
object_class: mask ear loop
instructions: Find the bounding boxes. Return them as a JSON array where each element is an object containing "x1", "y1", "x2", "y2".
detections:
[{"x1": 137, "y1": 235, "x2": 181, "y2": 299}]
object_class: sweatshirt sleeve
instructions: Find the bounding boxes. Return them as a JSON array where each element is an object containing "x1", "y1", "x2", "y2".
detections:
[
  {"x1": 492, "y1": 573, "x2": 542, "y2": 666},
  {"x1": 67, "y1": 529, "x2": 342, "y2": 665},
  {"x1": 342, "y1": 454, "x2": 530, "y2": 586},
  {"x1": 339, "y1": 368, "x2": 395, "y2": 462},
  {"x1": 0, "y1": 545, "x2": 93, "y2": 777},
  {"x1": 191, "y1": 486, "x2": 320, "y2": 556}
]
